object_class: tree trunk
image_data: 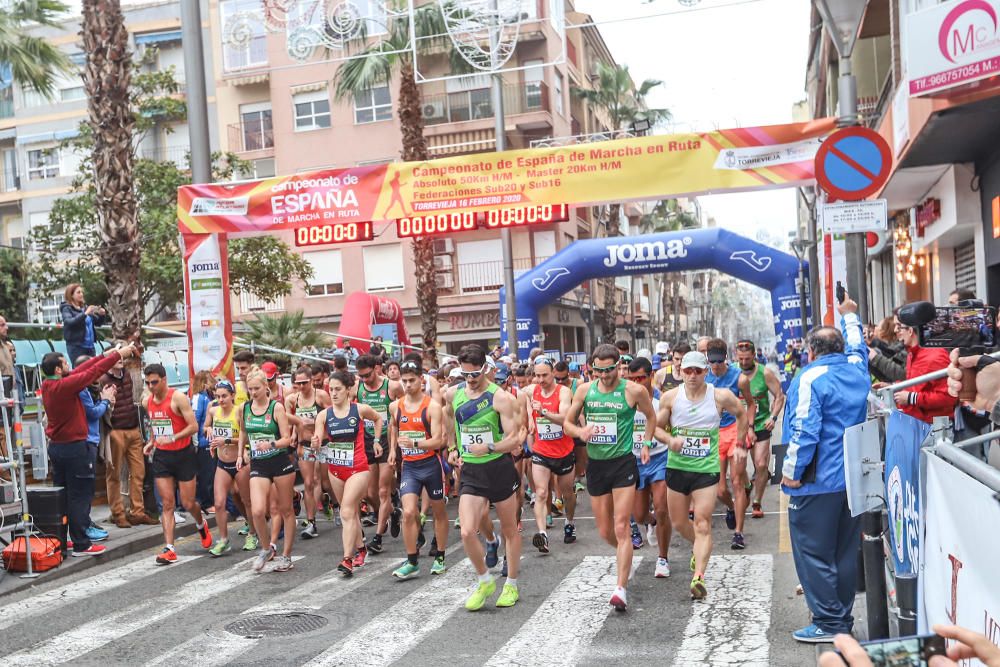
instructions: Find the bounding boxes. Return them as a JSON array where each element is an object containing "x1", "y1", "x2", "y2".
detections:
[
  {"x1": 82, "y1": 0, "x2": 139, "y2": 341},
  {"x1": 397, "y1": 60, "x2": 438, "y2": 365},
  {"x1": 601, "y1": 203, "x2": 622, "y2": 343}
]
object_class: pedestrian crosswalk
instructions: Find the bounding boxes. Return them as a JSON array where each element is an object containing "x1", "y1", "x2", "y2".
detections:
[{"x1": 0, "y1": 545, "x2": 780, "y2": 666}]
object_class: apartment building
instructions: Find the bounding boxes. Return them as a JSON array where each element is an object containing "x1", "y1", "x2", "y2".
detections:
[{"x1": 209, "y1": 0, "x2": 642, "y2": 356}]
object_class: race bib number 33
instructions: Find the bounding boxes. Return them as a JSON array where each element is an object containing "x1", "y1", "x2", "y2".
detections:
[{"x1": 588, "y1": 413, "x2": 618, "y2": 445}]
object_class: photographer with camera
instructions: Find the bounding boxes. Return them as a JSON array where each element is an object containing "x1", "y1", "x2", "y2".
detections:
[{"x1": 892, "y1": 307, "x2": 955, "y2": 424}]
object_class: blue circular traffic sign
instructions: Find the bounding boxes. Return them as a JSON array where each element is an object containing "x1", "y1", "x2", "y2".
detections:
[{"x1": 814, "y1": 126, "x2": 892, "y2": 201}]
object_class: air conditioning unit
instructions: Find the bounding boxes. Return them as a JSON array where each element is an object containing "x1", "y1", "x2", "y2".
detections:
[
  {"x1": 432, "y1": 238, "x2": 454, "y2": 254},
  {"x1": 433, "y1": 254, "x2": 453, "y2": 270},
  {"x1": 435, "y1": 272, "x2": 455, "y2": 289},
  {"x1": 422, "y1": 101, "x2": 445, "y2": 120}
]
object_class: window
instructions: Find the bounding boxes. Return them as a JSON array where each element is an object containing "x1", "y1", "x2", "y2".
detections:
[
  {"x1": 305, "y1": 249, "x2": 344, "y2": 296},
  {"x1": 27, "y1": 148, "x2": 60, "y2": 180},
  {"x1": 36, "y1": 292, "x2": 62, "y2": 325},
  {"x1": 533, "y1": 230, "x2": 556, "y2": 261},
  {"x1": 5, "y1": 217, "x2": 23, "y2": 249},
  {"x1": 354, "y1": 86, "x2": 392, "y2": 124},
  {"x1": 290, "y1": 0, "x2": 386, "y2": 36},
  {"x1": 523, "y1": 59, "x2": 544, "y2": 110},
  {"x1": 293, "y1": 90, "x2": 331, "y2": 131},
  {"x1": 554, "y1": 71, "x2": 564, "y2": 116},
  {"x1": 238, "y1": 103, "x2": 273, "y2": 151},
  {"x1": 363, "y1": 244, "x2": 404, "y2": 291},
  {"x1": 457, "y1": 239, "x2": 503, "y2": 292},
  {"x1": 220, "y1": 0, "x2": 267, "y2": 71}
]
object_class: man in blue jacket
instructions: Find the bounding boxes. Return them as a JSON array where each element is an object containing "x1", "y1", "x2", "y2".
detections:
[{"x1": 781, "y1": 294, "x2": 869, "y2": 643}]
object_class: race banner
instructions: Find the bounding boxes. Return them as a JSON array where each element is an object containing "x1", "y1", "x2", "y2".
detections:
[
  {"x1": 885, "y1": 410, "x2": 930, "y2": 576},
  {"x1": 181, "y1": 233, "x2": 233, "y2": 381},
  {"x1": 177, "y1": 118, "x2": 837, "y2": 234}
]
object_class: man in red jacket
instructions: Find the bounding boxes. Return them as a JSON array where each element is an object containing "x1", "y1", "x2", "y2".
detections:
[
  {"x1": 41, "y1": 342, "x2": 139, "y2": 556},
  {"x1": 892, "y1": 317, "x2": 955, "y2": 423}
]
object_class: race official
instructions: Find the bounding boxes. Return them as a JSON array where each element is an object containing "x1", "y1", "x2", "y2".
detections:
[{"x1": 781, "y1": 295, "x2": 870, "y2": 643}]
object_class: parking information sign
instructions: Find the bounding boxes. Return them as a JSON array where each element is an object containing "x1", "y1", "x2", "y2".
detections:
[{"x1": 821, "y1": 199, "x2": 888, "y2": 234}]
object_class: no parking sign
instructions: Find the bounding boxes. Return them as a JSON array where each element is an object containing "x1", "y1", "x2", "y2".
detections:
[{"x1": 814, "y1": 126, "x2": 892, "y2": 201}]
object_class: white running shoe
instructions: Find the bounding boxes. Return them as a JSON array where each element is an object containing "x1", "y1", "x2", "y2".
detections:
[
  {"x1": 173, "y1": 511, "x2": 187, "y2": 524},
  {"x1": 655, "y1": 558, "x2": 671, "y2": 578},
  {"x1": 609, "y1": 586, "x2": 628, "y2": 611},
  {"x1": 645, "y1": 523, "x2": 657, "y2": 547}
]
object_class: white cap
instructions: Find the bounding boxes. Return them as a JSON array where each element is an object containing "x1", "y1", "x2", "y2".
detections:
[
  {"x1": 655, "y1": 341, "x2": 670, "y2": 354},
  {"x1": 448, "y1": 367, "x2": 463, "y2": 379},
  {"x1": 680, "y1": 351, "x2": 709, "y2": 370},
  {"x1": 485, "y1": 357, "x2": 497, "y2": 370},
  {"x1": 500, "y1": 355, "x2": 513, "y2": 364}
]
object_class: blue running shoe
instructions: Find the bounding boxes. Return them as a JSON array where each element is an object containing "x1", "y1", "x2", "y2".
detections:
[
  {"x1": 86, "y1": 526, "x2": 109, "y2": 542},
  {"x1": 725, "y1": 509, "x2": 736, "y2": 530},
  {"x1": 485, "y1": 537, "x2": 500, "y2": 569},
  {"x1": 792, "y1": 624, "x2": 834, "y2": 644}
]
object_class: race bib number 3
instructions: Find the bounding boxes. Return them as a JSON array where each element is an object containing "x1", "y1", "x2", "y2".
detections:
[
  {"x1": 151, "y1": 419, "x2": 174, "y2": 439},
  {"x1": 675, "y1": 428, "x2": 712, "y2": 458},
  {"x1": 460, "y1": 424, "x2": 494, "y2": 455},
  {"x1": 535, "y1": 417, "x2": 563, "y2": 441},
  {"x1": 400, "y1": 430, "x2": 425, "y2": 458},
  {"x1": 587, "y1": 413, "x2": 618, "y2": 445}
]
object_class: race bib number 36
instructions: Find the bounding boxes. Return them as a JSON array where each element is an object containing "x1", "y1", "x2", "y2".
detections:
[
  {"x1": 460, "y1": 424, "x2": 494, "y2": 455},
  {"x1": 588, "y1": 413, "x2": 618, "y2": 445}
]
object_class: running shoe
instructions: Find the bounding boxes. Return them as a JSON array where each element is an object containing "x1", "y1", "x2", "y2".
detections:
[
  {"x1": 416, "y1": 528, "x2": 426, "y2": 550},
  {"x1": 501, "y1": 557, "x2": 508, "y2": 578},
  {"x1": 532, "y1": 532, "x2": 550, "y2": 554},
  {"x1": 574, "y1": 479, "x2": 585, "y2": 493},
  {"x1": 334, "y1": 508, "x2": 342, "y2": 527},
  {"x1": 155, "y1": 547, "x2": 177, "y2": 566},
  {"x1": 85, "y1": 526, "x2": 108, "y2": 542},
  {"x1": 552, "y1": 497, "x2": 564, "y2": 516},
  {"x1": 392, "y1": 561, "x2": 420, "y2": 580},
  {"x1": 631, "y1": 522, "x2": 643, "y2": 549},
  {"x1": 238, "y1": 521, "x2": 250, "y2": 536},
  {"x1": 751, "y1": 502, "x2": 764, "y2": 519},
  {"x1": 655, "y1": 558, "x2": 671, "y2": 578},
  {"x1": 390, "y1": 506, "x2": 402, "y2": 538},
  {"x1": 209, "y1": 539, "x2": 231, "y2": 557},
  {"x1": 526, "y1": 489, "x2": 535, "y2": 507},
  {"x1": 485, "y1": 537, "x2": 500, "y2": 568},
  {"x1": 322, "y1": 494, "x2": 334, "y2": 521},
  {"x1": 429, "y1": 536, "x2": 439, "y2": 556},
  {"x1": 253, "y1": 546, "x2": 275, "y2": 572},
  {"x1": 609, "y1": 586, "x2": 628, "y2": 611},
  {"x1": 646, "y1": 523, "x2": 658, "y2": 547},
  {"x1": 725, "y1": 508, "x2": 736, "y2": 530},
  {"x1": 731, "y1": 532, "x2": 746, "y2": 550},
  {"x1": 338, "y1": 556, "x2": 354, "y2": 577},
  {"x1": 362, "y1": 512, "x2": 377, "y2": 527},
  {"x1": 367, "y1": 534, "x2": 383, "y2": 554},
  {"x1": 690, "y1": 554, "x2": 696, "y2": 572},
  {"x1": 792, "y1": 624, "x2": 834, "y2": 643},
  {"x1": 454, "y1": 516, "x2": 461, "y2": 529},
  {"x1": 301, "y1": 520, "x2": 319, "y2": 539},
  {"x1": 292, "y1": 490, "x2": 302, "y2": 517},
  {"x1": 272, "y1": 555, "x2": 294, "y2": 572},
  {"x1": 197, "y1": 520, "x2": 213, "y2": 549},
  {"x1": 71, "y1": 544, "x2": 106, "y2": 557},
  {"x1": 690, "y1": 575, "x2": 707, "y2": 599},
  {"x1": 545, "y1": 514, "x2": 553, "y2": 528},
  {"x1": 243, "y1": 533, "x2": 260, "y2": 551},
  {"x1": 496, "y1": 583, "x2": 519, "y2": 608},
  {"x1": 564, "y1": 523, "x2": 577, "y2": 544},
  {"x1": 353, "y1": 546, "x2": 368, "y2": 568},
  {"x1": 173, "y1": 510, "x2": 187, "y2": 525},
  {"x1": 419, "y1": 512, "x2": 427, "y2": 527},
  {"x1": 465, "y1": 579, "x2": 496, "y2": 611},
  {"x1": 430, "y1": 556, "x2": 447, "y2": 575}
]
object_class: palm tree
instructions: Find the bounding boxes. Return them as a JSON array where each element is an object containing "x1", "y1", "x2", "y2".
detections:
[
  {"x1": 333, "y1": 4, "x2": 459, "y2": 365},
  {"x1": 0, "y1": 0, "x2": 73, "y2": 98},
  {"x1": 81, "y1": 0, "x2": 140, "y2": 340},
  {"x1": 572, "y1": 62, "x2": 670, "y2": 342},
  {"x1": 241, "y1": 310, "x2": 327, "y2": 370},
  {"x1": 639, "y1": 199, "x2": 700, "y2": 341}
]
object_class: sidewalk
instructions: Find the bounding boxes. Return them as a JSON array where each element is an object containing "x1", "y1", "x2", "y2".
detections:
[{"x1": 0, "y1": 510, "x2": 222, "y2": 598}]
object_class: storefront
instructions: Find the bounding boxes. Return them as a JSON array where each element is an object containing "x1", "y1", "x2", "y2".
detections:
[{"x1": 979, "y1": 152, "x2": 1000, "y2": 305}]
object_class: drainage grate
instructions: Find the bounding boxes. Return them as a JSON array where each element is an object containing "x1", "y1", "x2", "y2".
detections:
[{"x1": 224, "y1": 612, "x2": 328, "y2": 638}]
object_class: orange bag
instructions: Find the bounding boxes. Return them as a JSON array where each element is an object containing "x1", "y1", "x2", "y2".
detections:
[{"x1": 2, "y1": 535, "x2": 63, "y2": 572}]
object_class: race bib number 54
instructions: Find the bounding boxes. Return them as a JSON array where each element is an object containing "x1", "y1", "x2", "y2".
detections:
[{"x1": 675, "y1": 427, "x2": 712, "y2": 458}]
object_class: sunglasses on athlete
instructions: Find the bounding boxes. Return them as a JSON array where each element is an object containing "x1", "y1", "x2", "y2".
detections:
[
  {"x1": 459, "y1": 363, "x2": 488, "y2": 379},
  {"x1": 682, "y1": 367, "x2": 707, "y2": 375},
  {"x1": 736, "y1": 340, "x2": 755, "y2": 352},
  {"x1": 591, "y1": 364, "x2": 617, "y2": 375},
  {"x1": 400, "y1": 361, "x2": 421, "y2": 373}
]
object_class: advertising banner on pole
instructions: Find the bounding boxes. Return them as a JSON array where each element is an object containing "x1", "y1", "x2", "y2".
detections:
[
  {"x1": 182, "y1": 233, "x2": 233, "y2": 381},
  {"x1": 885, "y1": 410, "x2": 930, "y2": 576},
  {"x1": 919, "y1": 454, "x2": 1000, "y2": 651},
  {"x1": 176, "y1": 119, "x2": 836, "y2": 234},
  {"x1": 906, "y1": 0, "x2": 1000, "y2": 96}
]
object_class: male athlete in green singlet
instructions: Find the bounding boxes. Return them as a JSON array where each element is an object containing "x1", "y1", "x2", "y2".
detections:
[{"x1": 735, "y1": 340, "x2": 785, "y2": 518}]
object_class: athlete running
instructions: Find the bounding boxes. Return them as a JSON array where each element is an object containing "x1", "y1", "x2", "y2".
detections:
[
  {"x1": 204, "y1": 379, "x2": 255, "y2": 556},
  {"x1": 143, "y1": 363, "x2": 213, "y2": 565},
  {"x1": 443, "y1": 344, "x2": 527, "y2": 611},
  {"x1": 734, "y1": 340, "x2": 785, "y2": 519},
  {"x1": 653, "y1": 343, "x2": 689, "y2": 394},
  {"x1": 233, "y1": 350, "x2": 255, "y2": 407},
  {"x1": 285, "y1": 366, "x2": 331, "y2": 539},
  {"x1": 314, "y1": 370, "x2": 384, "y2": 577},
  {"x1": 354, "y1": 354, "x2": 403, "y2": 555},
  {"x1": 564, "y1": 344, "x2": 659, "y2": 612},
  {"x1": 521, "y1": 357, "x2": 577, "y2": 551},
  {"x1": 705, "y1": 338, "x2": 756, "y2": 550},
  {"x1": 659, "y1": 351, "x2": 747, "y2": 599},
  {"x1": 388, "y1": 360, "x2": 449, "y2": 579},
  {"x1": 627, "y1": 357, "x2": 673, "y2": 578}
]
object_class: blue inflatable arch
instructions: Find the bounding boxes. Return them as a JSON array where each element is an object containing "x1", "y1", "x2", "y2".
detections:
[{"x1": 500, "y1": 228, "x2": 808, "y2": 358}]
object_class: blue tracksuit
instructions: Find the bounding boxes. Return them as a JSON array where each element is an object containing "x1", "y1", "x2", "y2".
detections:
[{"x1": 781, "y1": 312, "x2": 870, "y2": 634}]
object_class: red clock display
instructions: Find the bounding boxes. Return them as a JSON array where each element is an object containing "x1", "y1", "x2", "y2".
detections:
[
  {"x1": 396, "y1": 204, "x2": 570, "y2": 239},
  {"x1": 294, "y1": 221, "x2": 374, "y2": 247}
]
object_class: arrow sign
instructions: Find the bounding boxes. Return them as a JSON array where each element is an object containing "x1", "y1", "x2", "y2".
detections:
[{"x1": 730, "y1": 250, "x2": 772, "y2": 273}]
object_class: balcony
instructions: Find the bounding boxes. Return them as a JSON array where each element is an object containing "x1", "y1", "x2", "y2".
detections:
[
  {"x1": 222, "y1": 35, "x2": 268, "y2": 75},
  {"x1": 139, "y1": 146, "x2": 189, "y2": 168},
  {"x1": 228, "y1": 120, "x2": 274, "y2": 154},
  {"x1": 0, "y1": 97, "x2": 12, "y2": 120},
  {"x1": 436, "y1": 257, "x2": 549, "y2": 295},
  {"x1": 423, "y1": 82, "x2": 550, "y2": 127}
]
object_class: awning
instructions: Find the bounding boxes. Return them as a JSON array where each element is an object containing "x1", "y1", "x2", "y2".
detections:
[
  {"x1": 899, "y1": 94, "x2": 1000, "y2": 169},
  {"x1": 16, "y1": 128, "x2": 79, "y2": 145},
  {"x1": 135, "y1": 30, "x2": 182, "y2": 46},
  {"x1": 0, "y1": 128, "x2": 15, "y2": 141}
]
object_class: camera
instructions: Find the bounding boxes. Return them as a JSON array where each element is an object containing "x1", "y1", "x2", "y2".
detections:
[{"x1": 896, "y1": 300, "x2": 997, "y2": 351}]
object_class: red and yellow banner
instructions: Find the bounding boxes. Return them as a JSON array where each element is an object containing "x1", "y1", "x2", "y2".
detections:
[
  {"x1": 177, "y1": 118, "x2": 836, "y2": 234},
  {"x1": 182, "y1": 233, "x2": 233, "y2": 378}
]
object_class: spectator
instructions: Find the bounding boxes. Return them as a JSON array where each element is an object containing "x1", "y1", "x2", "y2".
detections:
[
  {"x1": 893, "y1": 311, "x2": 955, "y2": 423},
  {"x1": 0, "y1": 315, "x2": 13, "y2": 478},
  {"x1": 781, "y1": 295, "x2": 869, "y2": 643},
  {"x1": 651, "y1": 341, "x2": 670, "y2": 371},
  {"x1": 41, "y1": 342, "x2": 138, "y2": 557},
  {"x1": 949, "y1": 288, "x2": 976, "y2": 305},
  {"x1": 385, "y1": 360, "x2": 401, "y2": 381},
  {"x1": 528, "y1": 346, "x2": 544, "y2": 362},
  {"x1": 868, "y1": 315, "x2": 906, "y2": 384},
  {"x1": 75, "y1": 354, "x2": 114, "y2": 543},
  {"x1": 819, "y1": 624, "x2": 1000, "y2": 666},
  {"x1": 947, "y1": 349, "x2": 1000, "y2": 446},
  {"x1": 101, "y1": 350, "x2": 155, "y2": 527},
  {"x1": 370, "y1": 336, "x2": 385, "y2": 359},
  {"x1": 190, "y1": 370, "x2": 217, "y2": 513},
  {"x1": 60, "y1": 283, "x2": 107, "y2": 365}
]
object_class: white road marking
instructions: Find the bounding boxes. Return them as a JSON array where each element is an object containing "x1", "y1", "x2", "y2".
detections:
[
  {"x1": 0, "y1": 554, "x2": 205, "y2": 633},
  {"x1": 672, "y1": 554, "x2": 773, "y2": 667},
  {"x1": 304, "y1": 559, "x2": 476, "y2": 667},
  {"x1": 5, "y1": 556, "x2": 302, "y2": 666},
  {"x1": 485, "y1": 556, "x2": 643, "y2": 666}
]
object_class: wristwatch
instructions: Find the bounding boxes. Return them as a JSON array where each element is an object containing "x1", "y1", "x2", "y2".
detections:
[
  {"x1": 487, "y1": 442, "x2": 496, "y2": 453},
  {"x1": 643, "y1": 440, "x2": 653, "y2": 449}
]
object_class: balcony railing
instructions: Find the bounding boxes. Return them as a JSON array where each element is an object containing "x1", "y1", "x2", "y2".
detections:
[
  {"x1": 437, "y1": 256, "x2": 549, "y2": 294},
  {"x1": 139, "y1": 146, "x2": 190, "y2": 168},
  {"x1": 228, "y1": 120, "x2": 274, "y2": 153},
  {"x1": 423, "y1": 82, "x2": 549, "y2": 126},
  {"x1": 0, "y1": 168, "x2": 19, "y2": 193}
]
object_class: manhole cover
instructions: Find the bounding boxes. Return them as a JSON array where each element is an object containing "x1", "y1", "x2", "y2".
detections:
[{"x1": 225, "y1": 612, "x2": 328, "y2": 638}]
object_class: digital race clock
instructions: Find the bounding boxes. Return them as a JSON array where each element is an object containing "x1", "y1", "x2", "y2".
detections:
[
  {"x1": 396, "y1": 204, "x2": 570, "y2": 239},
  {"x1": 294, "y1": 221, "x2": 375, "y2": 247}
]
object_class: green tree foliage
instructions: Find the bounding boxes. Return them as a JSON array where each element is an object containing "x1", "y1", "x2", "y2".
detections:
[
  {"x1": 0, "y1": 248, "x2": 29, "y2": 321},
  {"x1": 0, "y1": 0, "x2": 73, "y2": 98},
  {"x1": 241, "y1": 310, "x2": 327, "y2": 370}
]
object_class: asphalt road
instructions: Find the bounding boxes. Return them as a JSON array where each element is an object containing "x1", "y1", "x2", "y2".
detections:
[{"x1": 0, "y1": 487, "x2": 834, "y2": 666}]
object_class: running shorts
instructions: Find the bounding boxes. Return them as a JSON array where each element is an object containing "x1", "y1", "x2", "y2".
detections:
[
  {"x1": 459, "y1": 454, "x2": 519, "y2": 504},
  {"x1": 665, "y1": 469, "x2": 720, "y2": 495},
  {"x1": 586, "y1": 453, "x2": 638, "y2": 497},
  {"x1": 151, "y1": 445, "x2": 198, "y2": 482},
  {"x1": 754, "y1": 429, "x2": 772, "y2": 443},
  {"x1": 530, "y1": 451, "x2": 576, "y2": 476},
  {"x1": 365, "y1": 432, "x2": 390, "y2": 465},
  {"x1": 299, "y1": 441, "x2": 320, "y2": 463},
  {"x1": 400, "y1": 456, "x2": 445, "y2": 500},
  {"x1": 636, "y1": 451, "x2": 668, "y2": 490},
  {"x1": 249, "y1": 451, "x2": 295, "y2": 480},
  {"x1": 718, "y1": 423, "x2": 739, "y2": 459},
  {"x1": 216, "y1": 458, "x2": 238, "y2": 480}
]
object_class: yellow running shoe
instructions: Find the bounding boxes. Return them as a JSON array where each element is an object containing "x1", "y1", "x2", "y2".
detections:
[
  {"x1": 690, "y1": 575, "x2": 707, "y2": 600},
  {"x1": 496, "y1": 583, "x2": 519, "y2": 608},
  {"x1": 465, "y1": 579, "x2": 496, "y2": 611}
]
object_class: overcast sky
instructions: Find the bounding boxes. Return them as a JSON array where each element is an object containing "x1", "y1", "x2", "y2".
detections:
[{"x1": 572, "y1": 0, "x2": 810, "y2": 247}]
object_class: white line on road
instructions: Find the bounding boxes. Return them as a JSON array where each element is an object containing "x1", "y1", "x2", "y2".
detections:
[
  {"x1": 672, "y1": 554, "x2": 773, "y2": 667},
  {"x1": 0, "y1": 554, "x2": 205, "y2": 633},
  {"x1": 304, "y1": 558, "x2": 476, "y2": 667},
  {"x1": 485, "y1": 555, "x2": 644, "y2": 666},
  {"x1": 5, "y1": 556, "x2": 301, "y2": 666}
]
